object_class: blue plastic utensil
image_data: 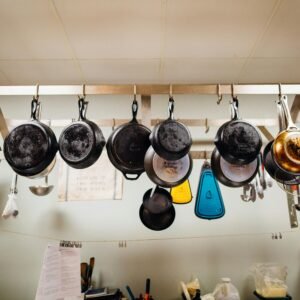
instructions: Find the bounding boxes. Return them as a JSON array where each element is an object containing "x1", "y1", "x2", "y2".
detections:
[{"x1": 195, "y1": 160, "x2": 225, "y2": 219}]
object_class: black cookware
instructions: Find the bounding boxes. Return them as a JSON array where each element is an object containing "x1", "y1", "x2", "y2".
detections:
[
  {"x1": 144, "y1": 146, "x2": 193, "y2": 188},
  {"x1": 106, "y1": 99, "x2": 151, "y2": 180},
  {"x1": 4, "y1": 98, "x2": 58, "y2": 178},
  {"x1": 139, "y1": 203, "x2": 175, "y2": 231},
  {"x1": 149, "y1": 97, "x2": 192, "y2": 161},
  {"x1": 211, "y1": 148, "x2": 259, "y2": 187},
  {"x1": 59, "y1": 98, "x2": 105, "y2": 169},
  {"x1": 143, "y1": 186, "x2": 173, "y2": 214},
  {"x1": 214, "y1": 97, "x2": 262, "y2": 165}
]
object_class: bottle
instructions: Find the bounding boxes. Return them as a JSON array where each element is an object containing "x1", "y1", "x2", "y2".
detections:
[{"x1": 213, "y1": 278, "x2": 240, "y2": 300}]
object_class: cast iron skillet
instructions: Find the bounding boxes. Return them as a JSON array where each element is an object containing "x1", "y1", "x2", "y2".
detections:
[
  {"x1": 214, "y1": 97, "x2": 262, "y2": 165},
  {"x1": 211, "y1": 148, "x2": 259, "y2": 188},
  {"x1": 139, "y1": 203, "x2": 176, "y2": 231},
  {"x1": 106, "y1": 99, "x2": 151, "y2": 180},
  {"x1": 149, "y1": 97, "x2": 192, "y2": 161},
  {"x1": 59, "y1": 98, "x2": 106, "y2": 169},
  {"x1": 4, "y1": 98, "x2": 58, "y2": 178},
  {"x1": 144, "y1": 146, "x2": 193, "y2": 188},
  {"x1": 143, "y1": 186, "x2": 173, "y2": 214}
]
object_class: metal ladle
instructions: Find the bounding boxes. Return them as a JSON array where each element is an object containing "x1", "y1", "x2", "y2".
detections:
[
  {"x1": 29, "y1": 175, "x2": 54, "y2": 196},
  {"x1": 28, "y1": 100, "x2": 54, "y2": 196}
]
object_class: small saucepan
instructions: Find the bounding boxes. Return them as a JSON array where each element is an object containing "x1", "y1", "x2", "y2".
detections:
[
  {"x1": 214, "y1": 97, "x2": 262, "y2": 165},
  {"x1": 211, "y1": 148, "x2": 259, "y2": 188},
  {"x1": 139, "y1": 187, "x2": 176, "y2": 231},
  {"x1": 149, "y1": 97, "x2": 192, "y2": 161},
  {"x1": 272, "y1": 95, "x2": 300, "y2": 174},
  {"x1": 4, "y1": 98, "x2": 58, "y2": 178},
  {"x1": 144, "y1": 146, "x2": 193, "y2": 188},
  {"x1": 106, "y1": 99, "x2": 151, "y2": 180},
  {"x1": 263, "y1": 98, "x2": 300, "y2": 184},
  {"x1": 59, "y1": 98, "x2": 106, "y2": 169},
  {"x1": 143, "y1": 186, "x2": 173, "y2": 214}
]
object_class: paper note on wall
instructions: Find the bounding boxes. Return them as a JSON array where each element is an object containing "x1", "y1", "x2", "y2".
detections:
[
  {"x1": 57, "y1": 151, "x2": 123, "y2": 201},
  {"x1": 35, "y1": 244, "x2": 81, "y2": 300}
]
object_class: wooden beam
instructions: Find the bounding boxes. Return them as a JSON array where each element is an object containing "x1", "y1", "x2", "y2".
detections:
[
  {"x1": 0, "y1": 108, "x2": 9, "y2": 139},
  {"x1": 1, "y1": 84, "x2": 300, "y2": 96},
  {"x1": 257, "y1": 126, "x2": 274, "y2": 142},
  {"x1": 290, "y1": 95, "x2": 300, "y2": 122}
]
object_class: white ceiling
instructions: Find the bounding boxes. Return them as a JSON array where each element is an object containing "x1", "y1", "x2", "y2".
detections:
[{"x1": 0, "y1": 0, "x2": 299, "y2": 84}]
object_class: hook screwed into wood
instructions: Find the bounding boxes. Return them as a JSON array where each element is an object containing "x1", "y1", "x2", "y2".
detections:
[
  {"x1": 34, "y1": 83, "x2": 39, "y2": 100},
  {"x1": 217, "y1": 84, "x2": 223, "y2": 104},
  {"x1": 205, "y1": 118, "x2": 210, "y2": 133},
  {"x1": 278, "y1": 83, "x2": 282, "y2": 99},
  {"x1": 133, "y1": 84, "x2": 137, "y2": 101},
  {"x1": 78, "y1": 84, "x2": 86, "y2": 100},
  {"x1": 169, "y1": 84, "x2": 173, "y2": 98}
]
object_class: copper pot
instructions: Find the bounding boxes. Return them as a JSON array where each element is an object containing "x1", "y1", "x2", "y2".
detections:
[{"x1": 272, "y1": 95, "x2": 300, "y2": 174}]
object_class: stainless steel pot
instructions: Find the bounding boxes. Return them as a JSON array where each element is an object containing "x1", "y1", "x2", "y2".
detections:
[{"x1": 144, "y1": 146, "x2": 192, "y2": 188}]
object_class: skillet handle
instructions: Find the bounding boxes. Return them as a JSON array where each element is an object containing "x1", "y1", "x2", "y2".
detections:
[
  {"x1": 123, "y1": 172, "x2": 142, "y2": 180},
  {"x1": 230, "y1": 97, "x2": 240, "y2": 120}
]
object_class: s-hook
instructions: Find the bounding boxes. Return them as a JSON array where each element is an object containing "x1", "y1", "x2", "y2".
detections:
[
  {"x1": 205, "y1": 118, "x2": 210, "y2": 133},
  {"x1": 278, "y1": 83, "x2": 282, "y2": 99},
  {"x1": 132, "y1": 84, "x2": 138, "y2": 120},
  {"x1": 34, "y1": 83, "x2": 39, "y2": 101},
  {"x1": 133, "y1": 84, "x2": 137, "y2": 101},
  {"x1": 78, "y1": 84, "x2": 86, "y2": 100},
  {"x1": 217, "y1": 84, "x2": 223, "y2": 104},
  {"x1": 168, "y1": 84, "x2": 175, "y2": 120}
]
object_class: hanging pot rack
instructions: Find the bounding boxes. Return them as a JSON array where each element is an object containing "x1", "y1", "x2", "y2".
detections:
[
  {"x1": 1, "y1": 83, "x2": 300, "y2": 160},
  {"x1": 0, "y1": 83, "x2": 300, "y2": 96}
]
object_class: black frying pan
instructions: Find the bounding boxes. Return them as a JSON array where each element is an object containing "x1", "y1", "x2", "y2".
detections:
[
  {"x1": 59, "y1": 98, "x2": 106, "y2": 169},
  {"x1": 139, "y1": 203, "x2": 175, "y2": 231},
  {"x1": 4, "y1": 98, "x2": 58, "y2": 178},
  {"x1": 143, "y1": 187, "x2": 173, "y2": 214},
  {"x1": 211, "y1": 148, "x2": 259, "y2": 188},
  {"x1": 214, "y1": 97, "x2": 262, "y2": 165},
  {"x1": 149, "y1": 97, "x2": 192, "y2": 161},
  {"x1": 106, "y1": 99, "x2": 151, "y2": 180}
]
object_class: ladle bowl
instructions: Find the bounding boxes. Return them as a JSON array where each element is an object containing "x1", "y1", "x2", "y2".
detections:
[{"x1": 29, "y1": 176, "x2": 54, "y2": 196}]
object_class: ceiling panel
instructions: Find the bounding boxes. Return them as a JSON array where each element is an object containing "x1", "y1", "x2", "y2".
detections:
[
  {"x1": 238, "y1": 58, "x2": 300, "y2": 83},
  {"x1": 164, "y1": 0, "x2": 277, "y2": 59},
  {"x1": 163, "y1": 58, "x2": 245, "y2": 83},
  {"x1": 79, "y1": 59, "x2": 161, "y2": 83},
  {"x1": 0, "y1": 70, "x2": 10, "y2": 85},
  {"x1": 0, "y1": 60, "x2": 83, "y2": 84},
  {"x1": 54, "y1": 0, "x2": 162, "y2": 59},
  {"x1": 253, "y1": 0, "x2": 300, "y2": 58},
  {"x1": 0, "y1": 0, "x2": 73, "y2": 60}
]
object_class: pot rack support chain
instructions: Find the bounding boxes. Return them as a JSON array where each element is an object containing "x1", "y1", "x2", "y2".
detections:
[{"x1": 1, "y1": 84, "x2": 300, "y2": 96}]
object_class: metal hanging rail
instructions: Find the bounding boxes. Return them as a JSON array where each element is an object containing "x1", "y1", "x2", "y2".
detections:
[{"x1": 0, "y1": 84, "x2": 300, "y2": 96}]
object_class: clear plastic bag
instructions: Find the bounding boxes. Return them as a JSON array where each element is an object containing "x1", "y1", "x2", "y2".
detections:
[
  {"x1": 212, "y1": 278, "x2": 240, "y2": 300},
  {"x1": 251, "y1": 263, "x2": 288, "y2": 297}
]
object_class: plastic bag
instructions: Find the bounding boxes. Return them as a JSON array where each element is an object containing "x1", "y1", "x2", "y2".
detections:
[
  {"x1": 251, "y1": 263, "x2": 288, "y2": 297},
  {"x1": 212, "y1": 278, "x2": 240, "y2": 300},
  {"x1": 202, "y1": 294, "x2": 215, "y2": 300},
  {"x1": 2, "y1": 193, "x2": 18, "y2": 219},
  {"x1": 180, "y1": 278, "x2": 201, "y2": 300}
]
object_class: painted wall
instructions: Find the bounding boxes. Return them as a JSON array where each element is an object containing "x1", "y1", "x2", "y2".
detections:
[{"x1": 0, "y1": 94, "x2": 299, "y2": 300}]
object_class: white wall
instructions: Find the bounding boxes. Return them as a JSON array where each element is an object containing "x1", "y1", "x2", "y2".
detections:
[{"x1": 0, "y1": 94, "x2": 299, "y2": 300}]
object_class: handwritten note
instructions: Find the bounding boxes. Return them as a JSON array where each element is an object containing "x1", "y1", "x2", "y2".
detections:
[
  {"x1": 35, "y1": 244, "x2": 81, "y2": 300},
  {"x1": 57, "y1": 151, "x2": 123, "y2": 201}
]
